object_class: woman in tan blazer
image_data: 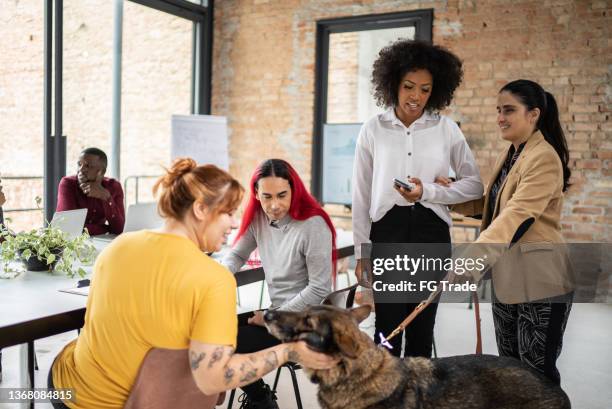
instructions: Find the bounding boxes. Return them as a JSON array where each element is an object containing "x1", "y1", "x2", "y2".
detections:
[{"x1": 448, "y1": 79, "x2": 573, "y2": 385}]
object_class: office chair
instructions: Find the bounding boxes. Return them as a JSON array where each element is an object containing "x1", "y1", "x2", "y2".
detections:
[{"x1": 272, "y1": 284, "x2": 358, "y2": 408}]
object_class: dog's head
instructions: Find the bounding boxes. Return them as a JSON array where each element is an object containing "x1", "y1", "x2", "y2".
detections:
[{"x1": 263, "y1": 304, "x2": 371, "y2": 359}]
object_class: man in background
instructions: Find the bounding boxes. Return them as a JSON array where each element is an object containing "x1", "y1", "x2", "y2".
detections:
[{"x1": 56, "y1": 147, "x2": 125, "y2": 236}]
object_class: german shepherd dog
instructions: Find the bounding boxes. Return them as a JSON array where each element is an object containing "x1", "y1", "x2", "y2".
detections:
[{"x1": 264, "y1": 305, "x2": 571, "y2": 409}]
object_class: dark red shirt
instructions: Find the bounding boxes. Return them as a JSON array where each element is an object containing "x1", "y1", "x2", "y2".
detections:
[{"x1": 56, "y1": 175, "x2": 125, "y2": 236}]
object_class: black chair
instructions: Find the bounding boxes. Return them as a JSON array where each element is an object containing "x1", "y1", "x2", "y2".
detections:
[
  {"x1": 227, "y1": 284, "x2": 359, "y2": 409},
  {"x1": 270, "y1": 362, "x2": 303, "y2": 409},
  {"x1": 321, "y1": 283, "x2": 358, "y2": 309},
  {"x1": 271, "y1": 284, "x2": 358, "y2": 408}
]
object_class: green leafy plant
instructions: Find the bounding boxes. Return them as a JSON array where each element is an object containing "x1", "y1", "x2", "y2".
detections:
[{"x1": 0, "y1": 198, "x2": 96, "y2": 278}]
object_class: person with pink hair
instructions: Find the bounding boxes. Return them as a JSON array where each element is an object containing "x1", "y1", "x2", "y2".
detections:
[{"x1": 223, "y1": 158, "x2": 337, "y2": 409}]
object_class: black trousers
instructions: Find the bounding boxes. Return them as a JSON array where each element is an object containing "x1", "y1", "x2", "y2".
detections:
[
  {"x1": 235, "y1": 311, "x2": 281, "y2": 399},
  {"x1": 370, "y1": 204, "x2": 451, "y2": 358},
  {"x1": 492, "y1": 291, "x2": 573, "y2": 385}
]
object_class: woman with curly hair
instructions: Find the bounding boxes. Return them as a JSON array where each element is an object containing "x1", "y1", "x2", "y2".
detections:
[{"x1": 352, "y1": 39, "x2": 484, "y2": 358}]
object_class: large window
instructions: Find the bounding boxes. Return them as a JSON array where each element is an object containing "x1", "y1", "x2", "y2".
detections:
[
  {"x1": 327, "y1": 27, "x2": 415, "y2": 124},
  {"x1": 311, "y1": 10, "x2": 433, "y2": 203},
  {"x1": 121, "y1": 1, "x2": 193, "y2": 205},
  {"x1": 63, "y1": 0, "x2": 113, "y2": 178},
  {"x1": 0, "y1": 0, "x2": 213, "y2": 228},
  {"x1": 0, "y1": 1, "x2": 45, "y2": 231}
]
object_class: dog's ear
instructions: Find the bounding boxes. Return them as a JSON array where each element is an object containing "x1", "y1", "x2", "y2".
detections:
[{"x1": 349, "y1": 305, "x2": 371, "y2": 323}]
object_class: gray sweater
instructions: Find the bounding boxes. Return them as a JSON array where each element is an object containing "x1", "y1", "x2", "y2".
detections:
[{"x1": 223, "y1": 210, "x2": 333, "y2": 311}]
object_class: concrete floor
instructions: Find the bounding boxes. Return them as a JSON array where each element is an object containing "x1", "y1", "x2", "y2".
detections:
[{"x1": 1, "y1": 281, "x2": 611, "y2": 409}]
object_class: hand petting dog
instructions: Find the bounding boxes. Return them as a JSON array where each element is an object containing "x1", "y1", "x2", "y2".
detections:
[{"x1": 287, "y1": 341, "x2": 340, "y2": 370}]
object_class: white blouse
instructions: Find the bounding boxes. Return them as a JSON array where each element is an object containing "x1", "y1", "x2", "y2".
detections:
[{"x1": 352, "y1": 109, "x2": 484, "y2": 258}]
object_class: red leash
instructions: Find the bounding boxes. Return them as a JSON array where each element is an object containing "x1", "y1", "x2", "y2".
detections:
[{"x1": 472, "y1": 290, "x2": 482, "y2": 355}]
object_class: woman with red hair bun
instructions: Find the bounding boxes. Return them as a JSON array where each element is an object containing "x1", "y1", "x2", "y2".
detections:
[
  {"x1": 223, "y1": 158, "x2": 336, "y2": 409},
  {"x1": 48, "y1": 159, "x2": 337, "y2": 409}
]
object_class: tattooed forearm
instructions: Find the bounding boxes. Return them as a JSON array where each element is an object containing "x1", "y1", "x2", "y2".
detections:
[
  {"x1": 287, "y1": 346, "x2": 300, "y2": 363},
  {"x1": 239, "y1": 369, "x2": 258, "y2": 383},
  {"x1": 208, "y1": 347, "x2": 224, "y2": 368},
  {"x1": 190, "y1": 351, "x2": 206, "y2": 370},
  {"x1": 263, "y1": 350, "x2": 279, "y2": 372},
  {"x1": 239, "y1": 360, "x2": 258, "y2": 383},
  {"x1": 224, "y1": 367, "x2": 235, "y2": 384},
  {"x1": 191, "y1": 345, "x2": 287, "y2": 391}
]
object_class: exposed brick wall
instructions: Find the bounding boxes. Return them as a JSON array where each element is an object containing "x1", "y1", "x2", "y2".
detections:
[
  {"x1": 1, "y1": 0, "x2": 609, "y2": 241},
  {"x1": 438, "y1": 0, "x2": 612, "y2": 242},
  {"x1": 327, "y1": 31, "x2": 359, "y2": 123},
  {"x1": 212, "y1": 0, "x2": 611, "y2": 242},
  {"x1": 1, "y1": 0, "x2": 46, "y2": 231}
]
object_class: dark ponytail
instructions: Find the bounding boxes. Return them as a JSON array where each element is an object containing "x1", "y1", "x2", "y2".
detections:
[
  {"x1": 540, "y1": 92, "x2": 571, "y2": 192},
  {"x1": 500, "y1": 80, "x2": 571, "y2": 192}
]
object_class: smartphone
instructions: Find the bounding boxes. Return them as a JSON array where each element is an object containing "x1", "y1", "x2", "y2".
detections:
[{"x1": 393, "y1": 178, "x2": 414, "y2": 191}]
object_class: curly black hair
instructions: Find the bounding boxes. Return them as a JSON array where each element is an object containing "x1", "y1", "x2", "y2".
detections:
[{"x1": 371, "y1": 39, "x2": 463, "y2": 111}]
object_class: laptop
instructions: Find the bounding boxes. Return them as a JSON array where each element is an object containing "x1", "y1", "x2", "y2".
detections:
[
  {"x1": 50, "y1": 208, "x2": 88, "y2": 239},
  {"x1": 94, "y1": 202, "x2": 163, "y2": 242},
  {"x1": 123, "y1": 202, "x2": 164, "y2": 232}
]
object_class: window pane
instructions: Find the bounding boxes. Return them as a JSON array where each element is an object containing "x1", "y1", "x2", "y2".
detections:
[
  {"x1": 0, "y1": 2, "x2": 44, "y2": 231},
  {"x1": 63, "y1": 1, "x2": 113, "y2": 178},
  {"x1": 327, "y1": 27, "x2": 415, "y2": 124},
  {"x1": 62, "y1": 2, "x2": 193, "y2": 207},
  {"x1": 122, "y1": 1, "x2": 193, "y2": 205}
]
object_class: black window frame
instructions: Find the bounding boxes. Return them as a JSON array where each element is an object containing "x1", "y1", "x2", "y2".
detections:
[{"x1": 310, "y1": 9, "x2": 433, "y2": 202}]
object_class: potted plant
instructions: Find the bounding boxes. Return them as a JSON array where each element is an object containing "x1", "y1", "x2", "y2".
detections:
[{"x1": 0, "y1": 199, "x2": 96, "y2": 278}]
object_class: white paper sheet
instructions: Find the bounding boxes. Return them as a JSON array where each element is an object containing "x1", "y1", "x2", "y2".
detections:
[{"x1": 171, "y1": 114, "x2": 229, "y2": 170}]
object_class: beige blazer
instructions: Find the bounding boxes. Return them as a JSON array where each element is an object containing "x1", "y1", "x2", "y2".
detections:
[{"x1": 453, "y1": 131, "x2": 574, "y2": 303}]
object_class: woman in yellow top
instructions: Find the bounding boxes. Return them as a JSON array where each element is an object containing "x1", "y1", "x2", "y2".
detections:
[{"x1": 49, "y1": 158, "x2": 337, "y2": 409}]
